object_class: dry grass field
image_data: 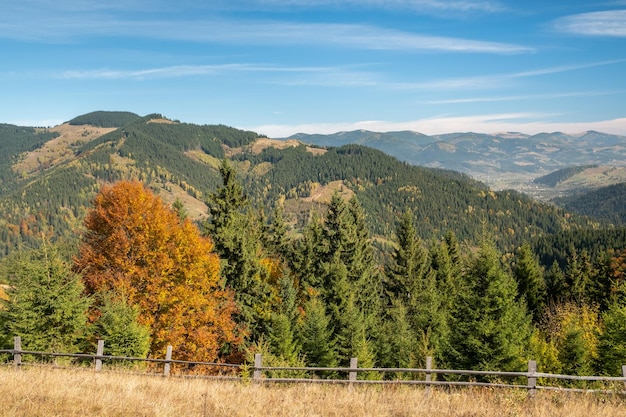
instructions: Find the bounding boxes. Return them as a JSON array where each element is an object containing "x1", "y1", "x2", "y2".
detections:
[{"x1": 1, "y1": 366, "x2": 625, "y2": 417}]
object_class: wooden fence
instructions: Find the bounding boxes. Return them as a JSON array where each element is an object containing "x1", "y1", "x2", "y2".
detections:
[{"x1": 2, "y1": 336, "x2": 626, "y2": 395}]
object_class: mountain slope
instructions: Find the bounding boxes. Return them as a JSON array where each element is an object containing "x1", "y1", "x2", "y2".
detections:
[
  {"x1": 288, "y1": 130, "x2": 626, "y2": 194},
  {"x1": 0, "y1": 112, "x2": 602, "y2": 258},
  {"x1": 554, "y1": 182, "x2": 626, "y2": 225}
]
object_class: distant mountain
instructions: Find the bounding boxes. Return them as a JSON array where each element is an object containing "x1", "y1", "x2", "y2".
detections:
[
  {"x1": 533, "y1": 165, "x2": 598, "y2": 187},
  {"x1": 0, "y1": 112, "x2": 601, "y2": 258},
  {"x1": 287, "y1": 130, "x2": 626, "y2": 195}
]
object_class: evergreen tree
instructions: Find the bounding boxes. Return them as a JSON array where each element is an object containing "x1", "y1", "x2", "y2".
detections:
[
  {"x1": 291, "y1": 212, "x2": 327, "y2": 290},
  {"x1": 597, "y1": 303, "x2": 626, "y2": 376},
  {"x1": 513, "y1": 242, "x2": 547, "y2": 323},
  {"x1": 298, "y1": 296, "x2": 337, "y2": 369},
  {"x1": 203, "y1": 160, "x2": 273, "y2": 342},
  {"x1": 268, "y1": 273, "x2": 301, "y2": 364},
  {"x1": 386, "y1": 212, "x2": 450, "y2": 368},
  {"x1": 385, "y1": 210, "x2": 428, "y2": 302},
  {"x1": 291, "y1": 193, "x2": 382, "y2": 365},
  {"x1": 560, "y1": 329, "x2": 590, "y2": 376},
  {"x1": 379, "y1": 299, "x2": 415, "y2": 370},
  {"x1": 589, "y1": 251, "x2": 615, "y2": 311},
  {"x1": 450, "y1": 240, "x2": 531, "y2": 373},
  {"x1": 0, "y1": 243, "x2": 89, "y2": 353},
  {"x1": 545, "y1": 260, "x2": 567, "y2": 303},
  {"x1": 566, "y1": 248, "x2": 593, "y2": 302},
  {"x1": 91, "y1": 294, "x2": 150, "y2": 358}
]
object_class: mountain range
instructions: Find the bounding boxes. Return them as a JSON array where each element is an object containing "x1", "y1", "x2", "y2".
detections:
[
  {"x1": 287, "y1": 130, "x2": 626, "y2": 199},
  {"x1": 0, "y1": 111, "x2": 624, "y2": 260}
]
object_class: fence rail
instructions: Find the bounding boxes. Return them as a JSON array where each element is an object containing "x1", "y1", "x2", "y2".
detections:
[{"x1": 2, "y1": 336, "x2": 626, "y2": 395}]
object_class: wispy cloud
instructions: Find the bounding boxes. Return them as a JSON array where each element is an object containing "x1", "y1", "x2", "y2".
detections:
[
  {"x1": 390, "y1": 59, "x2": 626, "y2": 91},
  {"x1": 152, "y1": 20, "x2": 529, "y2": 53},
  {"x1": 243, "y1": 0, "x2": 506, "y2": 13},
  {"x1": 59, "y1": 64, "x2": 336, "y2": 80},
  {"x1": 249, "y1": 115, "x2": 626, "y2": 137},
  {"x1": 553, "y1": 10, "x2": 626, "y2": 37},
  {"x1": 428, "y1": 90, "x2": 624, "y2": 104},
  {"x1": 0, "y1": 4, "x2": 532, "y2": 54}
]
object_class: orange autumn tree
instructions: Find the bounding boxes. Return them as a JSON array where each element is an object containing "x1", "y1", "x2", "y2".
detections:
[{"x1": 74, "y1": 180, "x2": 241, "y2": 361}]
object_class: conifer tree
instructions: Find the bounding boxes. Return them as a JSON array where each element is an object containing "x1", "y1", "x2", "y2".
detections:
[
  {"x1": 379, "y1": 299, "x2": 415, "y2": 369},
  {"x1": 597, "y1": 303, "x2": 626, "y2": 376},
  {"x1": 268, "y1": 273, "x2": 301, "y2": 364},
  {"x1": 546, "y1": 260, "x2": 567, "y2": 303},
  {"x1": 0, "y1": 243, "x2": 89, "y2": 353},
  {"x1": 451, "y1": 239, "x2": 531, "y2": 372},
  {"x1": 386, "y1": 211, "x2": 450, "y2": 367},
  {"x1": 203, "y1": 160, "x2": 273, "y2": 342},
  {"x1": 91, "y1": 294, "x2": 150, "y2": 358},
  {"x1": 298, "y1": 296, "x2": 337, "y2": 369},
  {"x1": 566, "y1": 248, "x2": 593, "y2": 302},
  {"x1": 513, "y1": 242, "x2": 547, "y2": 322}
]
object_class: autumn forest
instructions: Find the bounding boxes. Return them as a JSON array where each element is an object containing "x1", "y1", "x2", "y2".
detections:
[{"x1": 1, "y1": 112, "x2": 626, "y2": 380}]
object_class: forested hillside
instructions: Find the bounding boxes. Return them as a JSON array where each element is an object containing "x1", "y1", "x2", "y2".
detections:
[
  {"x1": 533, "y1": 165, "x2": 597, "y2": 187},
  {"x1": 2, "y1": 112, "x2": 626, "y2": 379},
  {"x1": 554, "y1": 182, "x2": 626, "y2": 225}
]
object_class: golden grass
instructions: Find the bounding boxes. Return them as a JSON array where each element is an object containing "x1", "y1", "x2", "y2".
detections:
[
  {"x1": 13, "y1": 124, "x2": 116, "y2": 177},
  {"x1": 1, "y1": 366, "x2": 625, "y2": 417}
]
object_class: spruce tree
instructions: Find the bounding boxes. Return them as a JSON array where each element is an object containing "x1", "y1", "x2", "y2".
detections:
[
  {"x1": 268, "y1": 274, "x2": 301, "y2": 364},
  {"x1": 386, "y1": 211, "x2": 450, "y2": 368},
  {"x1": 0, "y1": 243, "x2": 89, "y2": 353},
  {"x1": 203, "y1": 160, "x2": 272, "y2": 342},
  {"x1": 513, "y1": 242, "x2": 547, "y2": 323},
  {"x1": 451, "y1": 240, "x2": 531, "y2": 372},
  {"x1": 91, "y1": 294, "x2": 150, "y2": 358},
  {"x1": 597, "y1": 302, "x2": 626, "y2": 376},
  {"x1": 298, "y1": 296, "x2": 337, "y2": 369}
]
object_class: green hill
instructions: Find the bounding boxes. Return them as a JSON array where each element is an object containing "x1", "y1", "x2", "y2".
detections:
[
  {"x1": 68, "y1": 111, "x2": 141, "y2": 127},
  {"x1": 533, "y1": 165, "x2": 597, "y2": 187},
  {"x1": 0, "y1": 112, "x2": 604, "y2": 258},
  {"x1": 554, "y1": 182, "x2": 626, "y2": 225}
]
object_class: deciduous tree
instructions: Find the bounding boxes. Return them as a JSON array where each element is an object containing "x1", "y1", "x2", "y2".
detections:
[{"x1": 75, "y1": 180, "x2": 240, "y2": 361}]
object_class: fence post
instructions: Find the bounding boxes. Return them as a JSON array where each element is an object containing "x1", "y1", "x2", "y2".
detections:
[
  {"x1": 622, "y1": 365, "x2": 626, "y2": 392},
  {"x1": 527, "y1": 360, "x2": 537, "y2": 397},
  {"x1": 95, "y1": 340, "x2": 104, "y2": 372},
  {"x1": 425, "y1": 356, "x2": 433, "y2": 393},
  {"x1": 13, "y1": 336, "x2": 22, "y2": 367},
  {"x1": 163, "y1": 345, "x2": 173, "y2": 377},
  {"x1": 253, "y1": 353, "x2": 263, "y2": 381},
  {"x1": 349, "y1": 357, "x2": 358, "y2": 382}
]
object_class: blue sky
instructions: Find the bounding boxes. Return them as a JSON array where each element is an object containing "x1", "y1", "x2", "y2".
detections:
[{"x1": 1, "y1": 1, "x2": 625, "y2": 137}]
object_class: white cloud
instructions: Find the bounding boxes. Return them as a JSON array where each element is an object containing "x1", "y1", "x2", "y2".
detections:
[
  {"x1": 248, "y1": 0, "x2": 506, "y2": 13},
  {"x1": 553, "y1": 10, "x2": 626, "y2": 37},
  {"x1": 59, "y1": 63, "x2": 363, "y2": 81},
  {"x1": 0, "y1": 5, "x2": 532, "y2": 55},
  {"x1": 392, "y1": 59, "x2": 626, "y2": 91},
  {"x1": 248, "y1": 115, "x2": 626, "y2": 137},
  {"x1": 428, "y1": 90, "x2": 623, "y2": 104}
]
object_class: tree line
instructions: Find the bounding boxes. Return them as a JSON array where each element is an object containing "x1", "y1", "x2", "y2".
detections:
[{"x1": 2, "y1": 161, "x2": 626, "y2": 379}]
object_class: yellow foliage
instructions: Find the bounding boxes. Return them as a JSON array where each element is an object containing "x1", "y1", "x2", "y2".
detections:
[
  {"x1": 542, "y1": 302, "x2": 601, "y2": 362},
  {"x1": 75, "y1": 180, "x2": 241, "y2": 362}
]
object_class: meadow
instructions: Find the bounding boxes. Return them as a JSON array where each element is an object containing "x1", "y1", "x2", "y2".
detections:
[{"x1": 1, "y1": 366, "x2": 625, "y2": 417}]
